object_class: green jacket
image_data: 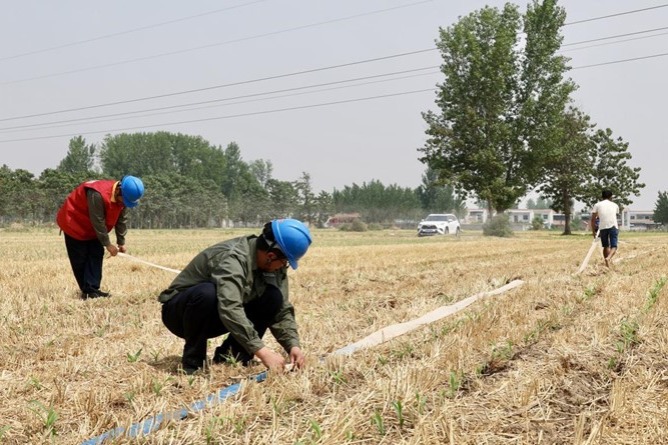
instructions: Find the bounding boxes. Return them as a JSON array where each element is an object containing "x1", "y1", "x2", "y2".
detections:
[{"x1": 158, "y1": 236, "x2": 300, "y2": 355}]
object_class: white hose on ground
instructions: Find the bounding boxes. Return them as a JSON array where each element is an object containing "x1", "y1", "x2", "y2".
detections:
[
  {"x1": 576, "y1": 230, "x2": 600, "y2": 275},
  {"x1": 117, "y1": 252, "x2": 182, "y2": 274},
  {"x1": 331, "y1": 279, "x2": 524, "y2": 356}
]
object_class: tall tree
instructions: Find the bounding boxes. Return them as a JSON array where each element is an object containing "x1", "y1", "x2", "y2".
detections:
[
  {"x1": 266, "y1": 179, "x2": 299, "y2": 219},
  {"x1": 249, "y1": 159, "x2": 273, "y2": 188},
  {"x1": 293, "y1": 172, "x2": 317, "y2": 225},
  {"x1": 420, "y1": 0, "x2": 574, "y2": 215},
  {"x1": 579, "y1": 128, "x2": 644, "y2": 210},
  {"x1": 99, "y1": 132, "x2": 226, "y2": 187},
  {"x1": 537, "y1": 107, "x2": 594, "y2": 234},
  {"x1": 100, "y1": 132, "x2": 174, "y2": 177},
  {"x1": 416, "y1": 167, "x2": 466, "y2": 217},
  {"x1": 653, "y1": 191, "x2": 668, "y2": 225},
  {"x1": 57, "y1": 136, "x2": 97, "y2": 175},
  {"x1": 221, "y1": 142, "x2": 267, "y2": 221},
  {"x1": 313, "y1": 190, "x2": 334, "y2": 228}
]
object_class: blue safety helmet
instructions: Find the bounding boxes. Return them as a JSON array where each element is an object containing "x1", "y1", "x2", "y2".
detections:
[
  {"x1": 271, "y1": 218, "x2": 312, "y2": 270},
  {"x1": 120, "y1": 175, "x2": 144, "y2": 208}
]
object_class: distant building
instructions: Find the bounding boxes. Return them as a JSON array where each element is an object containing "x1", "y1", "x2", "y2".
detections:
[
  {"x1": 464, "y1": 208, "x2": 489, "y2": 224},
  {"x1": 464, "y1": 208, "x2": 559, "y2": 228},
  {"x1": 463, "y1": 206, "x2": 661, "y2": 231},
  {"x1": 506, "y1": 208, "x2": 559, "y2": 229},
  {"x1": 581, "y1": 208, "x2": 656, "y2": 231},
  {"x1": 533, "y1": 209, "x2": 555, "y2": 228},
  {"x1": 506, "y1": 209, "x2": 533, "y2": 225},
  {"x1": 621, "y1": 209, "x2": 657, "y2": 230}
]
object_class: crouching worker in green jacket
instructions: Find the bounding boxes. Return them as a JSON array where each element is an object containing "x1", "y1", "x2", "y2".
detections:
[{"x1": 158, "y1": 219, "x2": 312, "y2": 375}]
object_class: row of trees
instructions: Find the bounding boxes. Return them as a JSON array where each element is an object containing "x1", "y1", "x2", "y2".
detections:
[
  {"x1": 420, "y1": 0, "x2": 646, "y2": 234},
  {"x1": 0, "y1": 133, "x2": 465, "y2": 229}
]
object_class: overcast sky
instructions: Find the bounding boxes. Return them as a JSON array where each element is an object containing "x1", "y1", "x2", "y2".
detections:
[{"x1": 1, "y1": 0, "x2": 665, "y2": 209}]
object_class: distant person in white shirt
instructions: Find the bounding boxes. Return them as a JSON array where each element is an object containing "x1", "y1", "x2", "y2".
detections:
[{"x1": 590, "y1": 190, "x2": 620, "y2": 267}]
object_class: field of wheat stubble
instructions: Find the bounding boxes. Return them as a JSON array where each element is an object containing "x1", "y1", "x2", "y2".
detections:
[{"x1": 1, "y1": 227, "x2": 667, "y2": 444}]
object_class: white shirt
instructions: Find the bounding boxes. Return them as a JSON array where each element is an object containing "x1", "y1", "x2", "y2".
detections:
[{"x1": 592, "y1": 200, "x2": 619, "y2": 230}]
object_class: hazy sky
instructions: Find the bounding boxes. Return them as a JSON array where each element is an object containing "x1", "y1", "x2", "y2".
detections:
[{"x1": 1, "y1": 0, "x2": 665, "y2": 209}]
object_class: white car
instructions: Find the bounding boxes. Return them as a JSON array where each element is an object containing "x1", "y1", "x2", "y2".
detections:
[{"x1": 417, "y1": 213, "x2": 461, "y2": 237}]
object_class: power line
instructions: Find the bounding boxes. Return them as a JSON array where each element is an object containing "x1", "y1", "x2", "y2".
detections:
[
  {"x1": 562, "y1": 31, "x2": 668, "y2": 53},
  {"x1": 1, "y1": 1, "x2": 662, "y2": 88},
  {"x1": 0, "y1": 0, "x2": 269, "y2": 62},
  {"x1": 4, "y1": 5, "x2": 668, "y2": 129},
  {"x1": 0, "y1": 88, "x2": 435, "y2": 144},
  {"x1": 564, "y1": 3, "x2": 668, "y2": 26},
  {"x1": 0, "y1": 67, "x2": 440, "y2": 132},
  {"x1": 3, "y1": 38, "x2": 667, "y2": 130},
  {"x1": 563, "y1": 26, "x2": 668, "y2": 47},
  {"x1": 0, "y1": 0, "x2": 435, "y2": 86},
  {"x1": 4, "y1": 71, "x2": 438, "y2": 133},
  {"x1": 4, "y1": 22, "x2": 664, "y2": 125},
  {"x1": 0, "y1": 48, "x2": 436, "y2": 122},
  {"x1": 572, "y1": 51, "x2": 668, "y2": 69},
  {"x1": 2, "y1": 46, "x2": 668, "y2": 143},
  {"x1": 1, "y1": 0, "x2": 659, "y2": 65}
]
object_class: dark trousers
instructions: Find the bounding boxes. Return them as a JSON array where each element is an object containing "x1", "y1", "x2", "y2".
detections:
[
  {"x1": 64, "y1": 233, "x2": 104, "y2": 293},
  {"x1": 161, "y1": 282, "x2": 283, "y2": 370}
]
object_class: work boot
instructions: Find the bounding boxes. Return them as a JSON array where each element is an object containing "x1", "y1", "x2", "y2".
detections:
[
  {"x1": 181, "y1": 357, "x2": 206, "y2": 375},
  {"x1": 81, "y1": 290, "x2": 111, "y2": 300},
  {"x1": 181, "y1": 366, "x2": 201, "y2": 375}
]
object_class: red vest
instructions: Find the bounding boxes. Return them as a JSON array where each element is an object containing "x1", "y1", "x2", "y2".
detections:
[{"x1": 56, "y1": 180, "x2": 124, "y2": 240}]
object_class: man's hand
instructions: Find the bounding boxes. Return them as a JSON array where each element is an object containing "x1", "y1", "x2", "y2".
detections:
[
  {"x1": 289, "y1": 346, "x2": 305, "y2": 369},
  {"x1": 254, "y1": 347, "x2": 285, "y2": 371},
  {"x1": 106, "y1": 244, "x2": 119, "y2": 256}
]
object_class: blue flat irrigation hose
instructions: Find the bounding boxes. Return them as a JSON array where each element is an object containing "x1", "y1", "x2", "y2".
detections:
[{"x1": 81, "y1": 372, "x2": 267, "y2": 444}]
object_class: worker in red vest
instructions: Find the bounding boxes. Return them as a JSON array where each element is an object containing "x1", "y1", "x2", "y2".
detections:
[{"x1": 57, "y1": 176, "x2": 144, "y2": 299}]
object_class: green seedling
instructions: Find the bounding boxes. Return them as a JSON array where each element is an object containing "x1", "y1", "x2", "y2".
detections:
[
  {"x1": 645, "y1": 276, "x2": 667, "y2": 312},
  {"x1": 448, "y1": 371, "x2": 462, "y2": 397},
  {"x1": 126, "y1": 348, "x2": 142, "y2": 363},
  {"x1": 124, "y1": 391, "x2": 136, "y2": 403},
  {"x1": 619, "y1": 318, "x2": 640, "y2": 350},
  {"x1": 329, "y1": 370, "x2": 347, "y2": 386},
  {"x1": 371, "y1": 410, "x2": 385, "y2": 435},
  {"x1": 29, "y1": 401, "x2": 58, "y2": 436},
  {"x1": 152, "y1": 377, "x2": 172, "y2": 395},
  {"x1": 415, "y1": 392, "x2": 427, "y2": 415},
  {"x1": 392, "y1": 400, "x2": 404, "y2": 429},
  {"x1": 308, "y1": 419, "x2": 323, "y2": 440}
]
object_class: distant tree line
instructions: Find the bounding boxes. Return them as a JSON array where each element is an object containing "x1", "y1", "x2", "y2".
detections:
[{"x1": 0, "y1": 132, "x2": 464, "y2": 229}]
